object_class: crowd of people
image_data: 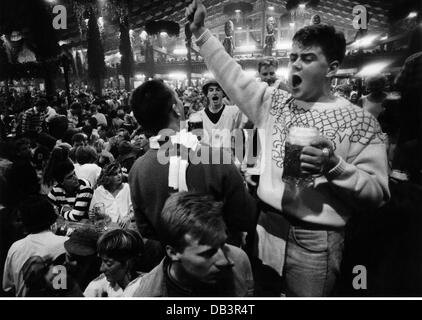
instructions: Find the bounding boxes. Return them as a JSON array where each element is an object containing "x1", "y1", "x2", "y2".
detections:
[{"x1": 0, "y1": 0, "x2": 422, "y2": 298}]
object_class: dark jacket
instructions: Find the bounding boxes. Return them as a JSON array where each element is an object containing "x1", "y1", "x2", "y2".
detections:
[{"x1": 128, "y1": 147, "x2": 257, "y2": 246}]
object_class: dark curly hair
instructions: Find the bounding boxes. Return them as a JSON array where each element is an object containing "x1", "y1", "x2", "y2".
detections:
[
  {"x1": 292, "y1": 24, "x2": 346, "y2": 64},
  {"x1": 43, "y1": 145, "x2": 74, "y2": 185}
]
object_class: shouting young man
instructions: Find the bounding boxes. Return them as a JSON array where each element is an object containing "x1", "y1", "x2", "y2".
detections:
[{"x1": 186, "y1": 0, "x2": 389, "y2": 296}]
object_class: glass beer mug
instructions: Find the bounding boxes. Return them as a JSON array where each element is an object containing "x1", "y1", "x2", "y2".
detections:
[{"x1": 282, "y1": 126, "x2": 320, "y2": 187}]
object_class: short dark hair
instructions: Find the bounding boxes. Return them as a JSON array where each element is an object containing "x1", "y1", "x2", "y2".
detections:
[
  {"x1": 258, "y1": 58, "x2": 278, "y2": 73},
  {"x1": 97, "y1": 229, "x2": 144, "y2": 265},
  {"x1": 159, "y1": 192, "x2": 227, "y2": 252},
  {"x1": 292, "y1": 24, "x2": 346, "y2": 64},
  {"x1": 35, "y1": 98, "x2": 48, "y2": 108},
  {"x1": 75, "y1": 146, "x2": 98, "y2": 165},
  {"x1": 44, "y1": 146, "x2": 74, "y2": 184},
  {"x1": 72, "y1": 133, "x2": 88, "y2": 145},
  {"x1": 130, "y1": 80, "x2": 175, "y2": 135}
]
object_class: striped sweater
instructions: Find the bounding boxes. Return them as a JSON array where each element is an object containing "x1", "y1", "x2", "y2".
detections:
[
  {"x1": 21, "y1": 107, "x2": 47, "y2": 134},
  {"x1": 48, "y1": 179, "x2": 93, "y2": 221}
]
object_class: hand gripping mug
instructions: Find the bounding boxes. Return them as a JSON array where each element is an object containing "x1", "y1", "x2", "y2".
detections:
[{"x1": 282, "y1": 126, "x2": 320, "y2": 187}]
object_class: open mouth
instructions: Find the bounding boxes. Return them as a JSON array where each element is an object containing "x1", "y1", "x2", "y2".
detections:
[
  {"x1": 212, "y1": 96, "x2": 219, "y2": 101},
  {"x1": 291, "y1": 75, "x2": 302, "y2": 88}
]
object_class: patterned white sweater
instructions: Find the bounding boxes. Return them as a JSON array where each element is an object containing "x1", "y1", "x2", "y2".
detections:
[{"x1": 197, "y1": 29, "x2": 390, "y2": 227}]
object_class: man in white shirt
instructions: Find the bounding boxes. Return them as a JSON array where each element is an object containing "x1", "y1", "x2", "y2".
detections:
[
  {"x1": 195, "y1": 79, "x2": 245, "y2": 149},
  {"x1": 3, "y1": 196, "x2": 67, "y2": 297}
]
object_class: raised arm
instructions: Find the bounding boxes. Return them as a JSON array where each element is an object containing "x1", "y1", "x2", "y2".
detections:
[{"x1": 186, "y1": 0, "x2": 275, "y2": 127}]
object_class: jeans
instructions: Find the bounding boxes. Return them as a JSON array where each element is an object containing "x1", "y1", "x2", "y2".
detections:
[{"x1": 283, "y1": 225, "x2": 344, "y2": 297}]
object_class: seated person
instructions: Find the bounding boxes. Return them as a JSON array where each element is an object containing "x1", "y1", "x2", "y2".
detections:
[
  {"x1": 127, "y1": 192, "x2": 254, "y2": 297},
  {"x1": 2, "y1": 195, "x2": 67, "y2": 297},
  {"x1": 90, "y1": 162, "x2": 133, "y2": 228},
  {"x1": 47, "y1": 147, "x2": 93, "y2": 221},
  {"x1": 84, "y1": 229, "x2": 144, "y2": 297}
]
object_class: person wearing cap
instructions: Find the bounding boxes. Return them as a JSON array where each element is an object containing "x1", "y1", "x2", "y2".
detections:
[
  {"x1": 2, "y1": 195, "x2": 67, "y2": 297},
  {"x1": 128, "y1": 192, "x2": 253, "y2": 297},
  {"x1": 194, "y1": 79, "x2": 246, "y2": 149},
  {"x1": 21, "y1": 97, "x2": 48, "y2": 135},
  {"x1": 63, "y1": 228, "x2": 101, "y2": 291},
  {"x1": 84, "y1": 229, "x2": 144, "y2": 297}
]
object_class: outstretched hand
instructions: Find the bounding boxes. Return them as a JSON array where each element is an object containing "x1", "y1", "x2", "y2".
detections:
[{"x1": 185, "y1": 0, "x2": 207, "y2": 37}]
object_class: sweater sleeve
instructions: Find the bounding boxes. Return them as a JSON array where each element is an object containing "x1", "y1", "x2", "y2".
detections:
[
  {"x1": 197, "y1": 30, "x2": 274, "y2": 127},
  {"x1": 62, "y1": 185, "x2": 93, "y2": 221},
  {"x1": 326, "y1": 118, "x2": 390, "y2": 208}
]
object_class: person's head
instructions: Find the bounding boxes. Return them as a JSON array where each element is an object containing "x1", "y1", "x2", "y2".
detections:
[
  {"x1": 116, "y1": 128, "x2": 130, "y2": 144},
  {"x1": 97, "y1": 162, "x2": 123, "y2": 190},
  {"x1": 75, "y1": 146, "x2": 98, "y2": 165},
  {"x1": 130, "y1": 80, "x2": 183, "y2": 136},
  {"x1": 93, "y1": 138, "x2": 106, "y2": 154},
  {"x1": 48, "y1": 115, "x2": 68, "y2": 140},
  {"x1": 97, "y1": 229, "x2": 144, "y2": 285},
  {"x1": 118, "y1": 140, "x2": 133, "y2": 156},
  {"x1": 117, "y1": 108, "x2": 125, "y2": 120},
  {"x1": 35, "y1": 97, "x2": 48, "y2": 114},
  {"x1": 289, "y1": 24, "x2": 346, "y2": 102},
  {"x1": 258, "y1": 58, "x2": 278, "y2": 86},
  {"x1": 64, "y1": 228, "x2": 100, "y2": 279},
  {"x1": 18, "y1": 195, "x2": 57, "y2": 234},
  {"x1": 202, "y1": 80, "x2": 225, "y2": 111},
  {"x1": 47, "y1": 147, "x2": 78, "y2": 192},
  {"x1": 15, "y1": 137, "x2": 32, "y2": 160},
  {"x1": 71, "y1": 133, "x2": 88, "y2": 148},
  {"x1": 4, "y1": 160, "x2": 40, "y2": 207},
  {"x1": 366, "y1": 75, "x2": 386, "y2": 94},
  {"x1": 90, "y1": 104, "x2": 98, "y2": 114},
  {"x1": 97, "y1": 124, "x2": 108, "y2": 140},
  {"x1": 70, "y1": 102, "x2": 82, "y2": 116},
  {"x1": 159, "y1": 192, "x2": 232, "y2": 285}
]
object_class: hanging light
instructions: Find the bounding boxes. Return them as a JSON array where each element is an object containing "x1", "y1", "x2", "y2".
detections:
[
  {"x1": 276, "y1": 40, "x2": 292, "y2": 50},
  {"x1": 173, "y1": 48, "x2": 188, "y2": 55},
  {"x1": 407, "y1": 12, "x2": 417, "y2": 18},
  {"x1": 357, "y1": 61, "x2": 390, "y2": 77},
  {"x1": 352, "y1": 34, "x2": 379, "y2": 48}
]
